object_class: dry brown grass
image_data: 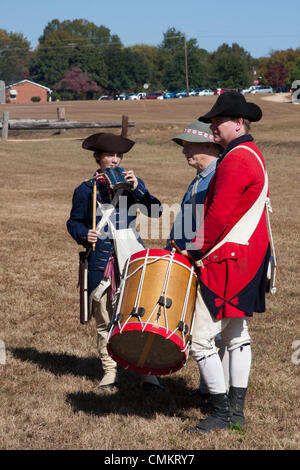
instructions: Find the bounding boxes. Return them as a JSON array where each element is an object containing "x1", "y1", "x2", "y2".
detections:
[{"x1": 0, "y1": 95, "x2": 299, "y2": 451}]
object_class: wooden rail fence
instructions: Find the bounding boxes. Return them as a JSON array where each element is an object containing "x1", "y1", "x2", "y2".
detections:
[{"x1": 0, "y1": 109, "x2": 134, "y2": 140}]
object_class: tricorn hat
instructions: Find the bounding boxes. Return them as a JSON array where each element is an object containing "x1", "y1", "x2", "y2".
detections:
[
  {"x1": 82, "y1": 132, "x2": 135, "y2": 153},
  {"x1": 199, "y1": 91, "x2": 262, "y2": 123},
  {"x1": 172, "y1": 120, "x2": 215, "y2": 146}
]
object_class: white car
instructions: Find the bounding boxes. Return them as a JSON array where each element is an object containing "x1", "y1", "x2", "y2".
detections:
[
  {"x1": 198, "y1": 88, "x2": 214, "y2": 96},
  {"x1": 250, "y1": 85, "x2": 273, "y2": 94},
  {"x1": 241, "y1": 87, "x2": 252, "y2": 94},
  {"x1": 125, "y1": 93, "x2": 140, "y2": 100}
]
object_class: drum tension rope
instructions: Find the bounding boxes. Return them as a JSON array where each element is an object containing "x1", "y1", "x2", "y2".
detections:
[
  {"x1": 156, "y1": 296, "x2": 172, "y2": 322},
  {"x1": 107, "y1": 313, "x2": 123, "y2": 331}
]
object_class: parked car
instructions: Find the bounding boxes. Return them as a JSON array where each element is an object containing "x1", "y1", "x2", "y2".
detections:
[
  {"x1": 114, "y1": 94, "x2": 126, "y2": 100},
  {"x1": 241, "y1": 87, "x2": 252, "y2": 94},
  {"x1": 163, "y1": 91, "x2": 176, "y2": 99},
  {"x1": 175, "y1": 90, "x2": 187, "y2": 98},
  {"x1": 98, "y1": 95, "x2": 113, "y2": 101},
  {"x1": 198, "y1": 88, "x2": 214, "y2": 96},
  {"x1": 125, "y1": 93, "x2": 140, "y2": 100},
  {"x1": 144, "y1": 91, "x2": 164, "y2": 99},
  {"x1": 137, "y1": 92, "x2": 146, "y2": 99},
  {"x1": 250, "y1": 85, "x2": 273, "y2": 94}
]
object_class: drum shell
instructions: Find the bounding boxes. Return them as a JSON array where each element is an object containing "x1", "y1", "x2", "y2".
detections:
[{"x1": 107, "y1": 249, "x2": 197, "y2": 375}]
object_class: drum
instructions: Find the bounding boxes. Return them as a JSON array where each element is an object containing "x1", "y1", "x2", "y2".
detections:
[
  {"x1": 107, "y1": 249, "x2": 198, "y2": 375},
  {"x1": 105, "y1": 166, "x2": 132, "y2": 191}
]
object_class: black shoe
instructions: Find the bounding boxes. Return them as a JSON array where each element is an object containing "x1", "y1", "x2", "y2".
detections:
[
  {"x1": 228, "y1": 386, "x2": 247, "y2": 427},
  {"x1": 185, "y1": 393, "x2": 231, "y2": 434}
]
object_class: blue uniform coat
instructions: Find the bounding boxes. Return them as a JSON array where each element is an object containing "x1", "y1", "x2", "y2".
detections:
[{"x1": 67, "y1": 175, "x2": 162, "y2": 295}]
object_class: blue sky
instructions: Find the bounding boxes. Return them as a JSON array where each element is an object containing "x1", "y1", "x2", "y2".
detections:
[{"x1": 1, "y1": 0, "x2": 299, "y2": 58}]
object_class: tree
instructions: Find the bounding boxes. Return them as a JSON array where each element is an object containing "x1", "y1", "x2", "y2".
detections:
[
  {"x1": 264, "y1": 63, "x2": 289, "y2": 89},
  {"x1": 210, "y1": 43, "x2": 253, "y2": 89},
  {"x1": 159, "y1": 28, "x2": 211, "y2": 91},
  {"x1": 0, "y1": 29, "x2": 31, "y2": 84},
  {"x1": 290, "y1": 56, "x2": 300, "y2": 83},
  {"x1": 55, "y1": 67, "x2": 101, "y2": 100},
  {"x1": 30, "y1": 19, "x2": 119, "y2": 89},
  {"x1": 129, "y1": 44, "x2": 165, "y2": 90},
  {"x1": 103, "y1": 45, "x2": 150, "y2": 94}
]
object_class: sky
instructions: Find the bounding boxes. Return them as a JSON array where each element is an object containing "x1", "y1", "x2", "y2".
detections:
[{"x1": 1, "y1": 0, "x2": 300, "y2": 59}]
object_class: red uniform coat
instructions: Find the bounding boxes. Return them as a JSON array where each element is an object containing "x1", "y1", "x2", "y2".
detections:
[{"x1": 189, "y1": 137, "x2": 270, "y2": 319}]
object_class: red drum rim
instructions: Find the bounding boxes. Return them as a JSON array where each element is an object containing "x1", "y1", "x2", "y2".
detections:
[
  {"x1": 130, "y1": 248, "x2": 193, "y2": 270},
  {"x1": 107, "y1": 323, "x2": 188, "y2": 376}
]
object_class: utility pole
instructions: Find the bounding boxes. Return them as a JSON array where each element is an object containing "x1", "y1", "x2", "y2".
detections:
[{"x1": 184, "y1": 34, "x2": 189, "y2": 97}]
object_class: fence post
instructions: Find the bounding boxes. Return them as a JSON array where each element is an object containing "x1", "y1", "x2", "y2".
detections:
[
  {"x1": 57, "y1": 107, "x2": 66, "y2": 134},
  {"x1": 121, "y1": 115, "x2": 128, "y2": 137},
  {"x1": 2, "y1": 111, "x2": 9, "y2": 141}
]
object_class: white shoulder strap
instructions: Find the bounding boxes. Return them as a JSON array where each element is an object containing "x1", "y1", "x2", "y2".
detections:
[{"x1": 197, "y1": 145, "x2": 269, "y2": 264}]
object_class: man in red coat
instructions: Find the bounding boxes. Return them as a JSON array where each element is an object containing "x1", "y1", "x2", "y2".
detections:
[{"x1": 183, "y1": 92, "x2": 270, "y2": 433}]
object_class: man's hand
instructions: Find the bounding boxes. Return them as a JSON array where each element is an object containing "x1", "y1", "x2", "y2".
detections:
[{"x1": 181, "y1": 250, "x2": 194, "y2": 261}]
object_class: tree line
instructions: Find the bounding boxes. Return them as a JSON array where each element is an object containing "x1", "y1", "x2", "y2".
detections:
[{"x1": 1, "y1": 19, "x2": 300, "y2": 100}]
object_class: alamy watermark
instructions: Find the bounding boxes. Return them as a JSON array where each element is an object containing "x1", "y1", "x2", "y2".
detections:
[
  {"x1": 0, "y1": 340, "x2": 5, "y2": 365},
  {"x1": 95, "y1": 196, "x2": 204, "y2": 248}
]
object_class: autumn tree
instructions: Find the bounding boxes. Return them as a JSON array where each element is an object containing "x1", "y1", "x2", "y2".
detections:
[
  {"x1": 55, "y1": 66, "x2": 101, "y2": 100},
  {"x1": 265, "y1": 63, "x2": 289, "y2": 89}
]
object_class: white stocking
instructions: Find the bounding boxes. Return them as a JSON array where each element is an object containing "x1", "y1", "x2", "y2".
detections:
[
  {"x1": 197, "y1": 353, "x2": 227, "y2": 395},
  {"x1": 229, "y1": 344, "x2": 252, "y2": 388}
]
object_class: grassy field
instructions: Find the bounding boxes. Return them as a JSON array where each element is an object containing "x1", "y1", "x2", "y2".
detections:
[{"x1": 0, "y1": 94, "x2": 299, "y2": 450}]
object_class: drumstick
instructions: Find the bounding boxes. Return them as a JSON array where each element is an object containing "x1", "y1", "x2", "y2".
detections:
[
  {"x1": 169, "y1": 240, "x2": 184, "y2": 256},
  {"x1": 92, "y1": 179, "x2": 97, "y2": 251}
]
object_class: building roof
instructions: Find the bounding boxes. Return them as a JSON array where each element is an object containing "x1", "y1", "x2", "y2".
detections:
[{"x1": 6, "y1": 80, "x2": 52, "y2": 93}]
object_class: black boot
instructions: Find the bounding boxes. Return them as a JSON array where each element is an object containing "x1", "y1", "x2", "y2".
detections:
[
  {"x1": 228, "y1": 386, "x2": 247, "y2": 427},
  {"x1": 185, "y1": 393, "x2": 231, "y2": 434}
]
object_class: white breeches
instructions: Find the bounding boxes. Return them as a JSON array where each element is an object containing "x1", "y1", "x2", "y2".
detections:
[{"x1": 191, "y1": 289, "x2": 251, "y2": 361}]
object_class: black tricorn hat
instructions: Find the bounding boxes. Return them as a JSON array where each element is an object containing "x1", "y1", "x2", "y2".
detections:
[
  {"x1": 82, "y1": 132, "x2": 135, "y2": 153},
  {"x1": 199, "y1": 91, "x2": 262, "y2": 123}
]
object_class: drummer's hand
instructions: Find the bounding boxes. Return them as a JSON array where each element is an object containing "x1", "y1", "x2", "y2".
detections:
[
  {"x1": 123, "y1": 170, "x2": 138, "y2": 190},
  {"x1": 87, "y1": 229, "x2": 98, "y2": 244},
  {"x1": 181, "y1": 250, "x2": 194, "y2": 261}
]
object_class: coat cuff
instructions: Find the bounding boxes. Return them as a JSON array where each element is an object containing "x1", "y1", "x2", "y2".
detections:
[{"x1": 132, "y1": 178, "x2": 147, "y2": 199}]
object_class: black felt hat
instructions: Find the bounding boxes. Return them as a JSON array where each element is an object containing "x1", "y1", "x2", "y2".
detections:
[
  {"x1": 199, "y1": 91, "x2": 262, "y2": 123},
  {"x1": 82, "y1": 133, "x2": 135, "y2": 153}
]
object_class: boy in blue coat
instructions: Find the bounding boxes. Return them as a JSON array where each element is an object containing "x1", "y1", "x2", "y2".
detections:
[{"x1": 67, "y1": 132, "x2": 162, "y2": 390}]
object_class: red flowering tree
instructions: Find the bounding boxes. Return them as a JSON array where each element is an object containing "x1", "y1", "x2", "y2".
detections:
[
  {"x1": 55, "y1": 66, "x2": 101, "y2": 100},
  {"x1": 264, "y1": 63, "x2": 289, "y2": 89}
]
